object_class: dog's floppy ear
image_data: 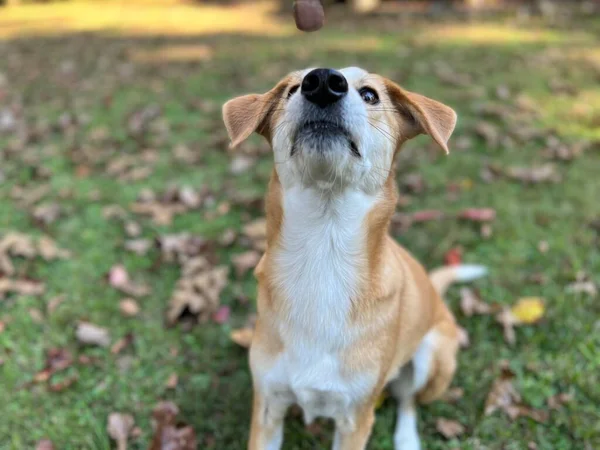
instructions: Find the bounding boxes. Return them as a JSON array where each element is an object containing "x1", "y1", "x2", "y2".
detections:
[
  {"x1": 222, "y1": 79, "x2": 289, "y2": 148},
  {"x1": 385, "y1": 81, "x2": 457, "y2": 154}
]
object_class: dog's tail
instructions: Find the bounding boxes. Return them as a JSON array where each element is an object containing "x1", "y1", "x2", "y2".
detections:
[{"x1": 429, "y1": 264, "x2": 488, "y2": 297}]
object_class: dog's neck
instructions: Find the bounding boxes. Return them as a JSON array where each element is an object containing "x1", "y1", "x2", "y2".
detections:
[{"x1": 264, "y1": 171, "x2": 397, "y2": 296}]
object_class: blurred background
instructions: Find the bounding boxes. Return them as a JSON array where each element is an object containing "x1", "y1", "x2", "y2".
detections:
[{"x1": 0, "y1": 1, "x2": 599, "y2": 449}]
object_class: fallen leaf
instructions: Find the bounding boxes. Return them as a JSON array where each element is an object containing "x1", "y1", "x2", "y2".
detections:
[
  {"x1": 457, "y1": 326, "x2": 470, "y2": 348},
  {"x1": 460, "y1": 287, "x2": 493, "y2": 316},
  {"x1": 212, "y1": 305, "x2": 230, "y2": 324},
  {"x1": 242, "y1": 218, "x2": 267, "y2": 251},
  {"x1": 436, "y1": 418, "x2": 465, "y2": 439},
  {"x1": 29, "y1": 307, "x2": 44, "y2": 323},
  {"x1": 495, "y1": 308, "x2": 518, "y2": 345},
  {"x1": 165, "y1": 373, "x2": 178, "y2": 389},
  {"x1": 411, "y1": 209, "x2": 445, "y2": 223},
  {"x1": 34, "y1": 347, "x2": 73, "y2": 382},
  {"x1": 484, "y1": 364, "x2": 521, "y2": 417},
  {"x1": 35, "y1": 439, "x2": 55, "y2": 450},
  {"x1": 107, "y1": 412, "x2": 135, "y2": 450},
  {"x1": 38, "y1": 236, "x2": 71, "y2": 260},
  {"x1": 76, "y1": 322, "x2": 111, "y2": 347},
  {"x1": 566, "y1": 281, "x2": 597, "y2": 297},
  {"x1": 124, "y1": 221, "x2": 142, "y2": 238},
  {"x1": 442, "y1": 387, "x2": 464, "y2": 403},
  {"x1": 458, "y1": 208, "x2": 496, "y2": 222},
  {"x1": 108, "y1": 264, "x2": 149, "y2": 297},
  {"x1": 473, "y1": 121, "x2": 499, "y2": 148},
  {"x1": 547, "y1": 392, "x2": 573, "y2": 409},
  {"x1": 506, "y1": 164, "x2": 561, "y2": 184},
  {"x1": 124, "y1": 239, "x2": 153, "y2": 256},
  {"x1": 231, "y1": 250, "x2": 261, "y2": 277},
  {"x1": 111, "y1": 332, "x2": 134, "y2": 355},
  {"x1": 0, "y1": 278, "x2": 45, "y2": 298},
  {"x1": 229, "y1": 155, "x2": 256, "y2": 174},
  {"x1": 149, "y1": 401, "x2": 197, "y2": 450},
  {"x1": 444, "y1": 247, "x2": 462, "y2": 266},
  {"x1": 166, "y1": 257, "x2": 229, "y2": 325},
  {"x1": 119, "y1": 299, "x2": 140, "y2": 317},
  {"x1": 32, "y1": 203, "x2": 63, "y2": 225},
  {"x1": 47, "y1": 295, "x2": 66, "y2": 314},
  {"x1": 510, "y1": 297, "x2": 545, "y2": 324},
  {"x1": 48, "y1": 374, "x2": 78, "y2": 392},
  {"x1": 218, "y1": 228, "x2": 237, "y2": 247}
]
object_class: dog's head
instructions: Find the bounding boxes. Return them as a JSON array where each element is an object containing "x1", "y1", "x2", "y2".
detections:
[{"x1": 223, "y1": 67, "x2": 456, "y2": 193}]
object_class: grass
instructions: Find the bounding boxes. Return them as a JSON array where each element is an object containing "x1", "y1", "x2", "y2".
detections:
[{"x1": 0, "y1": 1, "x2": 599, "y2": 449}]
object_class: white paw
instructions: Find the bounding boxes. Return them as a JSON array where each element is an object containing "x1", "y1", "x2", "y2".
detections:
[{"x1": 394, "y1": 428, "x2": 421, "y2": 450}]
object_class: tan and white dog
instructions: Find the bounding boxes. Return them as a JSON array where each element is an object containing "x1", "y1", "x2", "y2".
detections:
[{"x1": 222, "y1": 67, "x2": 487, "y2": 450}]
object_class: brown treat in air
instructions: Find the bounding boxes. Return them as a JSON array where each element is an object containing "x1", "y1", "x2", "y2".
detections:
[{"x1": 293, "y1": 0, "x2": 325, "y2": 32}]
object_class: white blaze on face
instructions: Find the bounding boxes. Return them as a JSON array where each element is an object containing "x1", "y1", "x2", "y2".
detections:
[{"x1": 272, "y1": 67, "x2": 397, "y2": 195}]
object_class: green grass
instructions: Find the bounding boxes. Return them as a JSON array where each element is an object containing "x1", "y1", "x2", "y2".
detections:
[{"x1": 1, "y1": 4, "x2": 599, "y2": 449}]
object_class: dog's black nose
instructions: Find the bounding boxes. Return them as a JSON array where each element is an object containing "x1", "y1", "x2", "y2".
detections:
[{"x1": 301, "y1": 68, "x2": 348, "y2": 108}]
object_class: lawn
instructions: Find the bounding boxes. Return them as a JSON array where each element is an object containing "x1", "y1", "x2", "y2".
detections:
[{"x1": 0, "y1": 1, "x2": 599, "y2": 449}]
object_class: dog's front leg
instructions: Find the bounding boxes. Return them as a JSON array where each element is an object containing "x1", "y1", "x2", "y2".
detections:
[
  {"x1": 248, "y1": 390, "x2": 288, "y2": 450},
  {"x1": 332, "y1": 401, "x2": 376, "y2": 450}
]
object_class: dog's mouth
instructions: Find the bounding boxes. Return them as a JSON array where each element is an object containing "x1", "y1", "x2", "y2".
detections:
[{"x1": 291, "y1": 120, "x2": 360, "y2": 157}]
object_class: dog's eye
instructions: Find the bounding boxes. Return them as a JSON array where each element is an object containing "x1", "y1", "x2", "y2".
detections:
[
  {"x1": 287, "y1": 84, "x2": 300, "y2": 98},
  {"x1": 359, "y1": 87, "x2": 379, "y2": 105}
]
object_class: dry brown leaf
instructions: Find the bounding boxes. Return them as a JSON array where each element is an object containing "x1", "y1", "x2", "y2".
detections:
[
  {"x1": 29, "y1": 307, "x2": 44, "y2": 323},
  {"x1": 119, "y1": 298, "x2": 140, "y2": 317},
  {"x1": 47, "y1": 295, "x2": 66, "y2": 314},
  {"x1": 435, "y1": 418, "x2": 465, "y2": 439},
  {"x1": 0, "y1": 278, "x2": 45, "y2": 298},
  {"x1": 232, "y1": 250, "x2": 261, "y2": 278},
  {"x1": 484, "y1": 364, "x2": 520, "y2": 417},
  {"x1": 34, "y1": 347, "x2": 74, "y2": 383},
  {"x1": 124, "y1": 239, "x2": 153, "y2": 256},
  {"x1": 442, "y1": 387, "x2": 464, "y2": 403},
  {"x1": 566, "y1": 280, "x2": 597, "y2": 297},
  {"x1": 166, "y1": 257, "x2": 229, "y2": 325},
  {"x1": 76, "y1": 322, "x2": 111, "y2": 347},
  {"x1": 219, "y1": 228, "x2": 237, "y2": 247},
  {"x1": 0, "y1": 232, "x2": 37, "y2": 258},
  {"x1": 457, "y1": 326, "x2": 470, "y2": 349},
  {"x1": 547, "y1": 392, "x2": 573, "y2": 409},
  {"x1": 158, "y1": 233, "x2": 212, "y2": 264},
  {"x1": 473, "y1": 121, "x2": 499, "y2": 148},
  {"x1": 35, "y1": 439, "x2": 55, "y2": 450},
  {"x1": 230, "y1": 155, "x2": 256, "y2": 175},
  {"x1": 506, "y1": 164, "x2": 561, "y2": 184},
  {"x1": 32, "y1": 203, "x2": 63, "y2": 225},
  {"x1": 495, "y1": 308, "x2": 518, "y2": 345},
  {"x1": 459, "y1": 288, "x2": 493, "y2": 317},
  {"x1": 149, "y1": 401, "x2": 197, "y2": 450},
  {"x1": 107, "y1": 412, "x2": 135, "y2": 450},
  {"x1": 38, "y1": 236, "x2": 71, "y2": 260},
  {"x1": 242, "y1": 218, "x2": 267, "y2": 251},
  {"x1": 111, "y1": 333, "x2": 134, "y2": 355},
  {"x1": 165, "y1": 373, "x2": 178, "y2": 389},
  {"x1": 108, "y1": 264, "x2": 149, "y2": 297},
  {"x1": 48, "y1": 374, "x2": 78, "y2": 392}
]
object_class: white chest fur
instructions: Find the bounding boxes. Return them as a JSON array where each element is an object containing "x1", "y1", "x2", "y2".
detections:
[{"x1": 255, "y1": 187, "x2": 379, "y2": 425}]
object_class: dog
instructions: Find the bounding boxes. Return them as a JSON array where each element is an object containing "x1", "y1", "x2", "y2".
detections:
[{"x1": 222, "y1": 67, "x2": 487, "y2": 450}]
